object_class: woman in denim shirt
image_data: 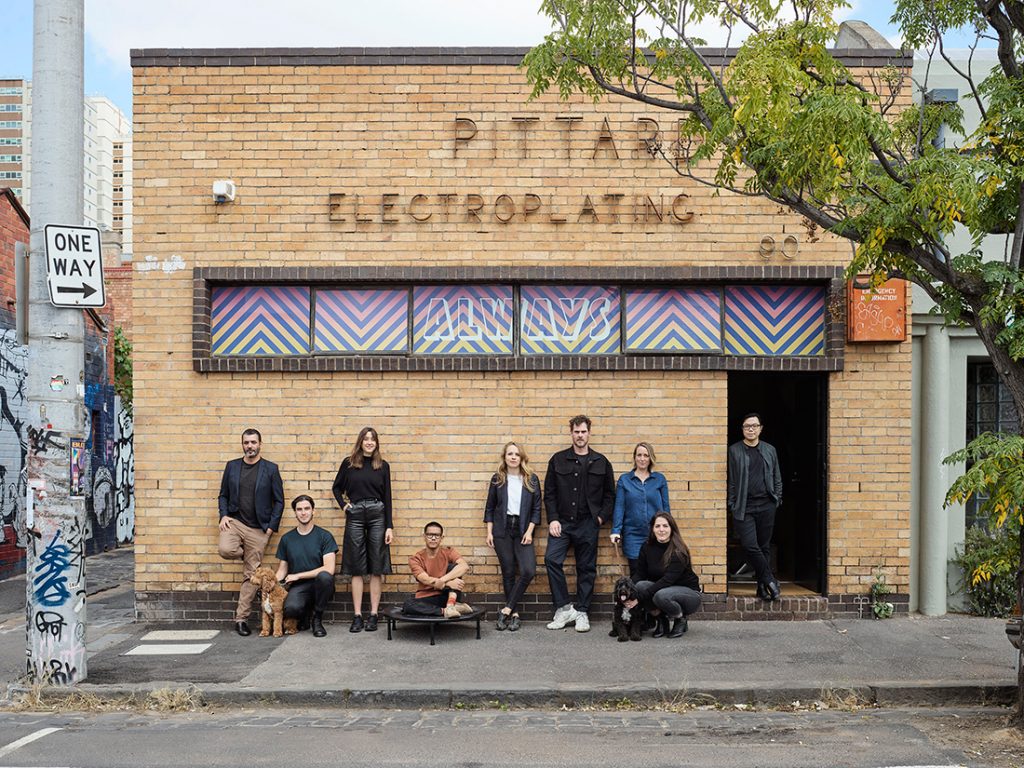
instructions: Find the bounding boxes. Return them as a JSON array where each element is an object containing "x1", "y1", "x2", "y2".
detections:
[{"x1": 610, "y1": 442, "x2": 669, "y2": 578}]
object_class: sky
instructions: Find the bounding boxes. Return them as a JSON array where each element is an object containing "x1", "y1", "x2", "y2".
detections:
[{"x1": 0, "y1": 1, "x2": 976, "y2": 117}]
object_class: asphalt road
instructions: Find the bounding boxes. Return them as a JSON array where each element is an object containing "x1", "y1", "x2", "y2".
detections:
[{"x1": 0, "y1": 706, "x2": 1017, "y2": 767}]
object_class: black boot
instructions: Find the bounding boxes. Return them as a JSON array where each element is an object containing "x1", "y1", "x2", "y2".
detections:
[
  {"x1": 668, "y1": 616, "x2": 688, "y2": 638},
  {"x1": 652, "y1": 615, "x2": 670, "y2": 638},
  {"x1": 312, "y1": 612, "x2": 326, "y2": 638}
]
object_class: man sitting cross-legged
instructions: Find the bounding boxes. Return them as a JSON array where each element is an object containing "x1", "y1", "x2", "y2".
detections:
[{"x1": 401, "y1": 521, "x2": 473, "y2": 618}]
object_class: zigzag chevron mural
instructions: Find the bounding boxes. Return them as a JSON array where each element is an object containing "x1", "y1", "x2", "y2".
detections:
[
  {"x1": 520, "y1": 285, "x2": 620, "y2": 355},
  {"x1": 724, "y1": 285, "x2": 826, "y2": 356},
  {"x1": 211, "y1": 286, "x2": 311, "y2": 356},
  {"x1": 625, "y1": 287, "x2": 722, "y2": 353},
  {"x1": 412, "y1": 285, "x2": 514, "y2": 355},
  {"x1": 208, "y1": 282, "x2": 831, "y2": 359},
  {"x1": 315, "y1": 289, "x2": 408, "y2": 353}
]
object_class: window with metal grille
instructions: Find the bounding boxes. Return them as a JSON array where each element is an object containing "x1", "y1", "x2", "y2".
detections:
[{"x1": 965, "y1": 361, "x2": 1021, "y2": 528}]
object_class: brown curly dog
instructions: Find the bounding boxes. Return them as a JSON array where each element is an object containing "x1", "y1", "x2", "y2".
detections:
[{"x1": 250, "y1": 566, "x2": 297, "y2": 637}]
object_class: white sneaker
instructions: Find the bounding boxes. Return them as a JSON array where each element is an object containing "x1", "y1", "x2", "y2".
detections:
[
  {"x1": 546, "y1": 604, "x2": 578, "y2": 630},
  {"x1": 574, "y1": 612, "x2": 590, "y2": 632}
]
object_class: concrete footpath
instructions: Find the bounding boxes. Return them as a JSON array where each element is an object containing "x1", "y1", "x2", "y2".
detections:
[{"x1": 0, "y1": 548, "x2": 1016, "y2": 709}]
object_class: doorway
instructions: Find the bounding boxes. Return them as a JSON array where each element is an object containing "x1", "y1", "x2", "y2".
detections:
[{"x1": 727, "y1": 372, "x2": 828, "y2": 595}]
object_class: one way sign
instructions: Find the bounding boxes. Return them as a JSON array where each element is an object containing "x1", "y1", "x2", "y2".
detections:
[{"x1": 44, "y1": 224, "x2": 106, "y2": 308}]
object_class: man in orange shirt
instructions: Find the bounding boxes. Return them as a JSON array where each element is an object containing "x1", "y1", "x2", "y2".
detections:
[{"x1": 402, "y1": 522, "x2": 473, "y2": 618}]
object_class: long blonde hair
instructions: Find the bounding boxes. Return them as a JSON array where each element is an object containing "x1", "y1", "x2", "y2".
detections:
[{"x1": 493, "y1": 441, "x2": 536, "y2": 492}]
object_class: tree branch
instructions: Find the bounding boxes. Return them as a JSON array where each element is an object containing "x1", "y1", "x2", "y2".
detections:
[
  {"x1": 1010, "y1": 180, "x2": 1024, "y2": 271},
  {"x1": 640, "y1": 0, "x2": 736, "y2": 112},
  {"x1": 978, "y1": 0, "x2": 1023, "y2": 78},
  {"x1": 586, "y1": 63, "x2": 703, "y2": 113},
  {"x1": 938, "y1": 33, "x2": 987, "y2": 122}
]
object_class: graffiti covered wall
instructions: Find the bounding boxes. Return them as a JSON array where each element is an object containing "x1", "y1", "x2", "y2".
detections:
[
  {"x1": 114, "y1": 396, "x2": 134, "y2": 543},
  {"x1": 0, "y1": 328, "x2": 28, "y2": 577},
  {"x1": 0, "y1": 328, "x2": 134, "y2": 580}
]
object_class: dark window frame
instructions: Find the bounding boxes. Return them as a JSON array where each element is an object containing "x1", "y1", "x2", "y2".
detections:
[{"x1": 193, "y1": 265, "x2": 847, "y2": 373}]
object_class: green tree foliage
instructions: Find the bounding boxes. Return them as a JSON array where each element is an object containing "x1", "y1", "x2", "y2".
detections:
[
  {"x1": 113, "y1": 326, "x2": 132, "y2": 415},
  {"x1": 524, "y1": 0, "x2": 1023, "y2": 403},
  {"x1": 952, "y1": 520, "x2": 1020, "y2": 617}
]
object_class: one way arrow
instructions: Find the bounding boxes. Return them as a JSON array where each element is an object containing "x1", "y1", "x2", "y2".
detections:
[{"x1": 56, "y1": 284, "x2": 97, "y2": 299}]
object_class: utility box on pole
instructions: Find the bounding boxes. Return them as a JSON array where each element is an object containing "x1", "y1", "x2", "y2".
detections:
[{"x1": 25, "y1": 0, "x2": 88, "y2": 685}]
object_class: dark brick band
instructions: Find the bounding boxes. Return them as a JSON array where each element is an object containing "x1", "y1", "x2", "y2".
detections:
[
  {"x1": 193, "y1": 265, "x2": 847, "y2": 373},
  {"x1": 135, "y1": 589, "x2": 904, "y2": 622},
  {"x1": 131, "y1": 47, "x2": 909, "y2": 70}
]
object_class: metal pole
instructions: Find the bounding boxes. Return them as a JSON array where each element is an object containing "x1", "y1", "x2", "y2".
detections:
[
  {"x1": 919, "y1": 323, "x2": 950, "y2": 616},
  {"x1": 25, "y1": 0, "x2": 87, "y2": 685}
]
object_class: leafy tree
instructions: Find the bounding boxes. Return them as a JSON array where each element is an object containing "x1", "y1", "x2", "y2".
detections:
[
  {"x1": 525, "y1": 0, "x2": 1024, "y2": 720},
  {"x1": 113, "y1": 326, "x2": 132, "y2": 415}
]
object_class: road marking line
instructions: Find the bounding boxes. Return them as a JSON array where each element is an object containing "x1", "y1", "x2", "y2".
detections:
[
  {"x1": 140, "y1": 630, "x2": 219, "y2": 641},
  {"x1": 124, "y1": 642, "x2": 212, "y2": 655},
  {"x1": 0, "y1": 727, "x2": 62, "y2": 759}
]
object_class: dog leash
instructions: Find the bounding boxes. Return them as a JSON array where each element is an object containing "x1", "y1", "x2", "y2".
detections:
[{"x1": 612, "y1": 540, "x2": 629, "y2": 577}]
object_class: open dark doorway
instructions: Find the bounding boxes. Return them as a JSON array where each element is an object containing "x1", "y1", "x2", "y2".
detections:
[{"x1": 727, "y1": 372, "x2": 828, "y2": 595}]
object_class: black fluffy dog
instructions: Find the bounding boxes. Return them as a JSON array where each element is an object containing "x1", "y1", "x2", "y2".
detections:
[{"x1": 609, "y1": 576, "x2": 643, "y2": 642}]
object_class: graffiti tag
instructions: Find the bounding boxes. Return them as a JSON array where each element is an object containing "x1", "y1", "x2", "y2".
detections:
[{"x1": 32, "y1": 531, "x2": 71, "y2": 607}]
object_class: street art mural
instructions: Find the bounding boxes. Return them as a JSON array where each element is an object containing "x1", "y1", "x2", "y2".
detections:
[
  {"x1": 0, "y1": 329, "x2": 134, "y2": 580},
  {"x1": 114, "y1": 397, "x2": 134, "y2": 543},
  {"x1": 0, "y1": 329, "x2": 28, "y2": 577}
]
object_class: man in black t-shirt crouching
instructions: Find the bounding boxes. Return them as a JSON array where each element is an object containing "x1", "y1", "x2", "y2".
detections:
[{"x1": 276, "y1": 495, "x2": 338, "y2": 637}]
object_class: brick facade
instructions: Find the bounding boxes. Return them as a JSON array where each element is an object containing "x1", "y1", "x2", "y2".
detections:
[
  {"x1": 131, "y1": 48, "x2": 913, "y2": 621},
  {"x1": 105, "y1": 265, "x2": 134, "y2": 342},
  {"x1": 0, "y1": 188, "x2": 27, "y2": 314}
]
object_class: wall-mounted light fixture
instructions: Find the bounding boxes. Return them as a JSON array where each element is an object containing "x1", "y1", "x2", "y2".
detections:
[{"x1": 212, "y1": 180, "x2": 236, "y2": 204}]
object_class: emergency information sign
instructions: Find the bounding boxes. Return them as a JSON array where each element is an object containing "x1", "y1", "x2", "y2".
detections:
[{"x1": 44, "y1": 224, "x2": 106, "y2": 308}]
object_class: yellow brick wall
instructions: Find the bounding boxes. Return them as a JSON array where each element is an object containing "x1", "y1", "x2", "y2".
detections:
[{"x1": 131, "y1": 61, "x2": 911, "y2": 600}]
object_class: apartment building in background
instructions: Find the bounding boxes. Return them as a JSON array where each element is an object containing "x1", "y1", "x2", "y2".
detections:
[
  {"x1": 0, "y1": 78, "x2": 132, "y2": 261},
  {"x1": 0, "y1": 80, "x2": 25, "y2": 201}
]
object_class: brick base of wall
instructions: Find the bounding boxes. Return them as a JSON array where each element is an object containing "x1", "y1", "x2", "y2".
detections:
[{"x1": 136, "y1": 590, "x2": 911, "y2": 623}]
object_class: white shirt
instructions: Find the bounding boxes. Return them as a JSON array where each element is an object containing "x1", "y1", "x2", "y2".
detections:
[{"x1": 506, "y1": 474, "x2": 523, "y2": 517}]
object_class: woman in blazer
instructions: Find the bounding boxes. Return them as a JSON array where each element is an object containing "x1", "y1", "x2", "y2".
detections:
[{"x1": 484, "y1": 441, "x2": 542, "y2": 632}]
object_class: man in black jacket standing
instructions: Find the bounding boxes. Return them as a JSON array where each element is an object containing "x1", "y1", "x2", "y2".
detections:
[
  {"x1": 218, "y1": 428, "x2": 284, "y2": 636},
  {"x1": 543, "y1": 415, "x2": 615, "y2": 633},
  {"x1": 727, "y1": 413, "x2": 783, "y2": 601}
]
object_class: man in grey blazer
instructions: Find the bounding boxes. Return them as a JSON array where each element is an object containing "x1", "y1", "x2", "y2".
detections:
[
  {"x1": 727, "y1": 413, "x2": 783, "y2": 601},
  {"x1": 217, "y1": 428, "x2": 284, "y2": 635}
]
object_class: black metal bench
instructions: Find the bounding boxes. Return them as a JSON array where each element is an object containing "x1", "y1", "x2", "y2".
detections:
[{"x1": 383, "y1": 605, "x2": 485, "y2": 646}]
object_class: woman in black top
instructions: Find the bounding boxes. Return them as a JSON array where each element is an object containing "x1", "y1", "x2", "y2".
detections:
[
  {"x1": 633, "y1": 512, "x2": 701, "y2": 638},
  {"x1": 332, "y1": 426, "x2": 393, "y2": 633}
]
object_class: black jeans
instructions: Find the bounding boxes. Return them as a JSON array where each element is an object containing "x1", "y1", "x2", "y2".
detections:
[
  {"x1": 493, "y1": 516, "x2": 536, "y2": 613},
  {"x1": 283, "y1": 572, "x2": 335, "y2": 620},
  {"x1": 736, "y1": 502, "x2": 777, "y2": 586},
  {"x1": 401, "y1": 589, "x2": 464, "y2": 617},
  {"x1": 544, "y1": 516, "x2": 599, "y2": 613}
]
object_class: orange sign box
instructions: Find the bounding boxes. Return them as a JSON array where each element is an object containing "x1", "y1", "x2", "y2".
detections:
[{"x1": 847, "y1": 277, "x2": 906, "y2": 342}]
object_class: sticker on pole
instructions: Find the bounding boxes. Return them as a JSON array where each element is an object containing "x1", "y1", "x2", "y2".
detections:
[{"x1": 44, "y1": 224, "x2": 105, "y2": 308}]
